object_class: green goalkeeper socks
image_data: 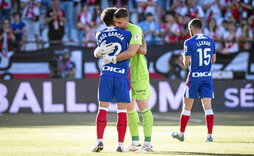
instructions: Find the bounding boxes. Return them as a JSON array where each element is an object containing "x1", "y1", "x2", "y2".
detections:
[
  {"x1": 127, "y1": 109, "x2": 140, "y2": 141},
  {"x1": 128, "y1": 108, "x2": 153, "y2": 142},
  {"x1": 141, "y1": 107, "x2": 153, "y2": 142}
]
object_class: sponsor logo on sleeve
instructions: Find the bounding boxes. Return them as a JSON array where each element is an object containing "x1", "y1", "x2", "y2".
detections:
[{"x1": 134, "y1": 34, "x2": 140, "y2": 41}]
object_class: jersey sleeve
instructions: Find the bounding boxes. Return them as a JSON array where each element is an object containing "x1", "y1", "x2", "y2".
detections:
[
  {"x1": 183, "y1": 40, "x2": 191, "y2": 56},
  {"x1": 129, "y1": 25, "x2": 142, "y2": 45}
]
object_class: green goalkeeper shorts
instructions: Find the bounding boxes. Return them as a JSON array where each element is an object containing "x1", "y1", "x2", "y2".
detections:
[{"x1": 131, "y1": 79, "x2": 151, "y2": 100}]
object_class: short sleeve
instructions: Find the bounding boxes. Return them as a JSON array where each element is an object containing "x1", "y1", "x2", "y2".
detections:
[
  {"x1": 183, "y1": 40, "x2": 191, "y2": 56},
  {"x1": 129, "y1": 25, "x2": 142, "y2": 45}
]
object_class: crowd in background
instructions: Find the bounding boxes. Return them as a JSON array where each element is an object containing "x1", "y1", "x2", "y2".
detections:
[{"x1": 0, "y1": 0, "x2": 254, "y2": 54}]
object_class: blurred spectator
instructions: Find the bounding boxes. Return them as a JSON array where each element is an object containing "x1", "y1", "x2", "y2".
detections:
[
  {"x1": 204, "y1": 18, "x2": 218, "y2": 40},
  {"x1": 185, "y1": 0, "x2": 205, "y2": 19},
  {"x1": 92, "y1": 5, "x2": 102, "y2": 25},
  {"x1": 0, "y1": 0, "x2": 253, "y2": 54},
  {"x1": 77, "y1": 4, "x2": 92, "y2": 43},
  {"x1": 175, "y1": 14, "x2": 187, "y2": 39},
  {"x1": 157, "y1": 0, "x2": 171, "y2": 15},
  {"x1": 239, "y1": 0, "x2": 254, "y2": 19},
  {"x1": 136, "y1": 0, "x2": 158, "y2": 22},
  {"x1": 61, "y1": 48, "x2": 76, "y2": 78},
  {"x1": 221, "y1": 23, "x2": 240, "y2": 54},
  {"x1": 81, "y1": 0, "x2": 100, "y2": 12},
  {"x1": 0, "y1": 0, "x2": 11, "y2": 24},
  {"x1": 41, "y1": 0, "x2": 52, "y2": 10},
  {"x1": 60, "y1": 0, "x2": 74, "y2": 41},
  {"x1": 160, "y1": 11, "x2": 183, "y2": 43},
  {"x1": 138, "y1": 12, "x2": 161, "y2": 45},
  {"x1": 171, "y1": 0, "x2": 187, "y2": 17},
  {"x1": 83, "y1": 5, "x2": 101, "y2": 47},
  {"x1": 108, "y1": 0, "x2": 128, "y2": 8},
  {"x1": 204, "y1": 18, "x2": 225, "y2": 53},
  {"x1": 0, "y1": 19, "x2": 15, "y2": 55},
  {"x1": 238, "y1": 22, "x2": 253, "y2": 50},
  {"x1": 46, "y1": 0, "x2": 66, "y2": 46},
  {"x1": 231, "y1": 0, "x2": 241, "y2": 22},
  {"x1": 10, "y1": 12, "x2": 27, "y2": 51},
  {"x1": 216, "y1": 20, "x2": 228, "y2": 40},
  {"x1": 168, "y1": 54, "x2": 186, "y2": 79},
  {"x1": 248, "y1": 14, "x2": 254, "y2": 31},
  {"x1": 221, "y1": 0, "x2": 240, "y2": 22},
  {"x1": 94, "y1": 5, "x2": 105, "y2": 31},
  {"x1": 128, "y1": 0, "x2": 138, "y2": 24},
  {"x1": 21, "y1": 0, "x2": 41, "y2": 49},
  {"x1": 50, "y1": 48, "x2": 75, "y2": 78},
  {"x1": 201, "y1": 0, "x2": 223, "y2": 25}
]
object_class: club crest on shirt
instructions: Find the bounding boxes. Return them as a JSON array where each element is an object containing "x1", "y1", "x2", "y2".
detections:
[{"x1": 134, "y1": 34, "x2": 140, "y2": 41}]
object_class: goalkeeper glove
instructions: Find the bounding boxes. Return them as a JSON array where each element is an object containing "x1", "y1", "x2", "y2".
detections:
[
  {"x1": 95, "y1": 40, "x2": 115, "y2": 57},
  {"x1": 103, "y1": 55, "x2": 117, "y2": 64}
]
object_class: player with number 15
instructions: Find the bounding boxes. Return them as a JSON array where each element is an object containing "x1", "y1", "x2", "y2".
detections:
[{"x1": 172, "y1": 18, "x2": 216, "y2": 142}]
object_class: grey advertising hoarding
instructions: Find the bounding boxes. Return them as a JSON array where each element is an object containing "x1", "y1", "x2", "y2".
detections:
[{"x1": 0, "y1": 79, "x2": 253, "y2": 114}]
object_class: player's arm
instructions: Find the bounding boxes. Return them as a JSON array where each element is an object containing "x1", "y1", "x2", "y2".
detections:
[
  {"x1": 212, "y1": 54, "x2": 216, "y2": 64},
  {"x1": 183, "y1": 55, "x2": 191, "y2": 67},
  {"x1": 103, "y1": 44, "x2": 140, "y2": 64},
  {"x1": 103, "y1": 25, "x2": 143, "y2": 64},
  {"x1": 116, "y1": 44, "x2": 140, "y2": 61},
  {"x1": 116, "y1": 26, "x2": 143, "y2": 61},
  {"x1": 137, "y1": 34, "x2": 147, "y2": 55}
]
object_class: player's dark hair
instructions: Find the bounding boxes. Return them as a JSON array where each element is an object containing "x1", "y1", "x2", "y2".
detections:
[
  {"x1": 114, "y1": 8, "x2": 129, "y2": 18},
  {"x1": 101, "y1": 7, "x2": 118, "y2": 26},
  {"x1": 189, "y1": 18, "x2": 202, "y2": 30}
]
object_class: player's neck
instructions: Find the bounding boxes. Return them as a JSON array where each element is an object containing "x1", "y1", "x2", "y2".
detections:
[{"x1": 193, "y1": 31, "x2": 202, "y2": 36}]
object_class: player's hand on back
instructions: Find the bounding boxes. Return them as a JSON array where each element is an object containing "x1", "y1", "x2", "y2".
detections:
[
  {"x1": 96, "y1": 40, "x2": 115, "y2": 57},
  {"x1": 103, "y1": 55, "x2": 117, "y2": 65}
]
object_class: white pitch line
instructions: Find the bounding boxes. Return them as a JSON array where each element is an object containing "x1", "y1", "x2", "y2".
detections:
[{"x1": 153, "y1": 114, "x2": 203, "y2": 123}]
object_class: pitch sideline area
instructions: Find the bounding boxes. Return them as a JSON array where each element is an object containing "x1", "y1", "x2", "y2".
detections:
[{"x1": 0, "y1": 112, "x2": 253, "y2": 156}]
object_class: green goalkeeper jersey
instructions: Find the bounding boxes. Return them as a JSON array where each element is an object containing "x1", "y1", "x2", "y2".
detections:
[{"x1": 127, "y1": 23, "x2": 149, "y2": 82}]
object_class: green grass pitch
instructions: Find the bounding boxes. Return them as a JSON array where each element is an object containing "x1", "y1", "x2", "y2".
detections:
[{"x1": 0, "y1": 112, "x2": 254, "y2": 156}]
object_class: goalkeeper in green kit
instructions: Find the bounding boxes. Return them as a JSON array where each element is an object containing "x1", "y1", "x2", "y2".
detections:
[{"x1": 94, "y1": 8, "x2": 153, "y2": 152}]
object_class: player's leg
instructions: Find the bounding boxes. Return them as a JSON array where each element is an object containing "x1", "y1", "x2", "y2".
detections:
[
  {"x1": 93, "y1": 76, "x2": 113, "y2": 152},
  {"x1": 133, "y1": 79, "x2": 153, "y2": 152},
  {"x1": 172, "y1": 97, "x2": 194, "y2": 141},
  {"x1": 116, "y1": 102, "x2": 128, "y2": 152},
  {"x1": 136, "y1": 99, "x2": 154, "y2": 152},
  {"x1": 172, "y1": 82, "x2": 197, "y2": 141},
  {"x1": 114, "y1": 77, "x2": 130, "y2": 152},
  {"x1": 126, "y1": 98, "x2": 141, "y2": 151},
  {"x1": 200, "y1": 79, "x2": 214, "y2": 142},
  {"x1": 201, "y1": 98, "x2": 214, "y2": 142},
  {"x1": 93, "y1": 101, "x2": 109, "y2": 152}
]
